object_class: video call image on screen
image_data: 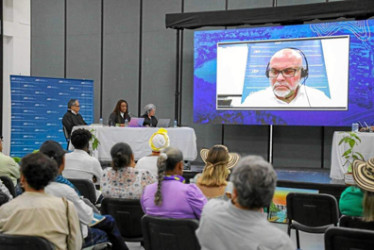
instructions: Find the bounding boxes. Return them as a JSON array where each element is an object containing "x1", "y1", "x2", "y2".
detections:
[
  {"x1": 216, "y1": 36, "x2": 349, "y2": 110},
  {"x1": 194, "y1": 20, "x2": 374, "y2": 126}
]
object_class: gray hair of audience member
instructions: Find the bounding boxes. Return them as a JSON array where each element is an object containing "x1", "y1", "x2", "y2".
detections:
[
  {"x1": 230, "y1": 155, "x2": 277, "y2": 209},
  {"x1": 144, "y1": 103, "x2": 156, "y2": 115},
  {"x1": 154, "y1": 147, "x2": 183, "y2": 206},
  {"x1": 67, "y1": 99, "x2": 78, "y2": 109},
  {"x1": 110, "y1": 142, "x2": 133, "y2": 171}
]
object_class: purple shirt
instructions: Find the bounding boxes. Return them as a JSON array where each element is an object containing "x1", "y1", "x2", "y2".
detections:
[{"x1": 141, "y1": 179, "x2": 207, "y2": 219}]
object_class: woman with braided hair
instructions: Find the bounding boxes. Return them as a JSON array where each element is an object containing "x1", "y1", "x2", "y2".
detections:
[
  {"x1": 194, "y1": 145, "x2": 240, "y2": 199},
  {"x1": 141, "y1": 147, "x2": 207, "y2": 219}
]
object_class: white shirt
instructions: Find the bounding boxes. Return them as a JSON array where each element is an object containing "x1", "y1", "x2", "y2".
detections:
[
  {"x1": 63, "y1": 149, "x2": 103, "y2": 185},
  {"x1": 45, "y1": 181, "x2": 93, "y2": 238},
  {"x1": 135, "y1": 156, "x2": 158, "y2": 177},
  {"x1": 196, "y1": 199, "x2": 295, "y2": 250},
  {"x1": 242, "y1": 85, "x2": 331, "y2": 108}
]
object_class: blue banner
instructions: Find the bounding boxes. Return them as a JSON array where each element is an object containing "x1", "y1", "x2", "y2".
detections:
[{"x1": 10, "y1": 75, "x2": 94, "y2": 157}]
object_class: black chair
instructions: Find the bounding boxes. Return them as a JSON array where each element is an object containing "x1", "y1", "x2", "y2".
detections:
[
  {"x1": 100, "y1": 198, "x2": 144, "y2": 242},
  {"x1": 62, "y1": 125, "x2": 70, "y2": 150},
  {"x1": 325, "y1": 227, "x2": 374, "y2": 250},
  {"x1": 0, "y1": 175, "x2": 16, "y2": 197},
  {"x1": 286, "y1": 192, "x2": 339, "y2": 249},
  {"x1": 339, "y1": 215, "x2": 374, "y2": 230},
  {"x1": 0, "y1": 234, "x2": 54, "y2": 250},
  {"x1": 141, "y1": 214, "x2": 200, "y2": 250},
  {"x1": 68, "y1": 178, "x2": 97, "y2": 204}
]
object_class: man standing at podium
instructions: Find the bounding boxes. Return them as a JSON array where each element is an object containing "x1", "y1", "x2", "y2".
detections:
[{"x1": 62, "y1": 99, "x2": 87, "y2": 138}]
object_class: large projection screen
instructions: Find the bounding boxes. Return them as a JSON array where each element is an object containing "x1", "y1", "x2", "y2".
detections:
[{"x1": 193, "y1": 20, "x2": 374, "y2": 126}]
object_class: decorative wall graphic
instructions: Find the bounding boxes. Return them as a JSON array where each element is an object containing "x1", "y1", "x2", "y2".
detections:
[{"x1": 10, "y1": 75, "x2": 94, "y2": 157}]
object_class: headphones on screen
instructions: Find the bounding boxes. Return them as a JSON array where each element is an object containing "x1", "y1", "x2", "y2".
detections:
[{"x1": 265, "y1": 47, "x2": 309, "y2": 79}]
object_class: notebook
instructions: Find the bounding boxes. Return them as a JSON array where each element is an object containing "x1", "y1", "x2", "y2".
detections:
[
  {"x1": 128, "y1": 117, "x2": 144, "y2": 127},
  {"x1": 157, "y1": 119, "x2": 171, "y2": 127}
]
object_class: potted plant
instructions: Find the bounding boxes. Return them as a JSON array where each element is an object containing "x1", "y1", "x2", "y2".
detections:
[{"x1": 338, "y1": 131, "x2": 364, "y2": 184}]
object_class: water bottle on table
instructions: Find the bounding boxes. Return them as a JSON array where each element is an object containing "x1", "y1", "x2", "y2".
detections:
[{"x1": 352, "y1": 123, "x2": 359, "y2": 132}]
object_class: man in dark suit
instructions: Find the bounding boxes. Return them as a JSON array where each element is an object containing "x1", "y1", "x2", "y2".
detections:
[{"x1": 62, "y1": 99, "x2": 87, "y2": 138}]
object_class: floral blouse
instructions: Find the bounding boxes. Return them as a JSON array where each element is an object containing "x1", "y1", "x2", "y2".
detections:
[{"x1": 101, "y1": 166, "x2": 156, "y2": 199}]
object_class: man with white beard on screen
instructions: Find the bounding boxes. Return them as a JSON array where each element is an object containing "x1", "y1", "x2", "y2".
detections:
[{"x1": 242, "y1": 48, "x2": 330, "y2": 107}]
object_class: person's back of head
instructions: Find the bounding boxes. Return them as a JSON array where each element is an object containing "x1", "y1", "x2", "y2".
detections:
[
  {"x1": 149, "y1": 128, "x2": 170, "y2": 153},
  {"x1": 70, "y1": 128, "x2": 92, "y2": 150},
  {"x1": 154, "y1": 147, "x2": 183, "y2": 206},
  {"x1": 110, "y1": 142, "x2": 133, "y2": 170},
  {"x1": 21, "y1": 152, "x2": 59, "y2": 191},
  {"x1": 230, "y1": 155, "x2": 277, "y2": 209},
  {"x1": 39, "y1": 140, "x2": 66, "y2": 168}
]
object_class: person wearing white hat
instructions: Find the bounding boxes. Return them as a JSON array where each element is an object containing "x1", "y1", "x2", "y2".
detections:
[
  {"x1": 135, "y1": 128, "x2": 170, "y2": 177},
  {"x1": 193, "y1": 145, "x2": 240, "y2": 199}
]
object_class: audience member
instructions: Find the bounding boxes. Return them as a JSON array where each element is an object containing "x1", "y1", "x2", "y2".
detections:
[
  {"x1": 0, "y1": 179, "x2": 12, "y2": 202},
  {"x1": 0, "y1": 152, "x2": 82, "y2": 250},
  {"x1": 194, "y1": 145, "x2": 239, "y2": 199},
  {"x1": 339, "y1": 185, "x2": 363, "y2": 217},
  {"x1": 102, "y1": 142, "x2": 155, "y2": 199},
  {"x1": 62, "y1": 99, "x2": 87, "y2": 137},
  {"x1": 353, "y1": 158, "x2": 374, "y2": 221},
  {"x1": 141, "y1": 103, "x2": 158, "y2": 127},
  {"x1": 135, "y1": 128, "x2": 170, "y2": 177},
  {"x1": 108, "y1": 99, "x2": 131, "y2": 126},
  {"x1": 0, "y1": 136, "x2": 20, "y2": 186},
  {"x1": 40, "y1": 140, "x2": 128, "y2": 250},
  {"x1": 196, "y1": 155, "x2": 294, "y2": 250},
  {"x1": 141, "y1": 147, "x2": 207, "y2": 219},
  {"x1": 63, "y1": 128, "x2": 102, "y2": 199}
]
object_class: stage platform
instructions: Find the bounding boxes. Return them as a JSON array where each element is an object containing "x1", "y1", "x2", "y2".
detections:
[{"x1": 183, "y1": 166, "x2": 347, "y2": 202}]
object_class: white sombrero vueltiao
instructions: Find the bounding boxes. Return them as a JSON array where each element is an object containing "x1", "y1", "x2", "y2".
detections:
[
  {"x1": 200, "y1": 145, "x2": 240, "y2": 169},
  {"x1": 352, "y1": 158, "x2": 374, "y2": 192}
]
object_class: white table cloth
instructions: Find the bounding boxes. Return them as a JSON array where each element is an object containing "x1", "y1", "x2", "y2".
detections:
[
  {"x1": 70, "y1": 125, "x2": 197, "y2": 161},
  {"x1": 330, "y1": 131, "x2": 374, "y2": 180}
]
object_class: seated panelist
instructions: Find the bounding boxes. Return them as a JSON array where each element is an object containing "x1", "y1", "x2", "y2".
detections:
[
  {"x1": 62, "y1": 99, "x2": 87, "y2": 137},
  {"x1": 108, "y1": 99, "x2": 131, "y2": 126},
  {"x1": 141, "y1": 103, "x2": 158, "y2": 127}
]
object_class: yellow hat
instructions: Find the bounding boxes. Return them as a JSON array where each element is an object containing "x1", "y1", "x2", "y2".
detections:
[{"x1": 149, "y1": 128, "x2": 170, "y2": 152}]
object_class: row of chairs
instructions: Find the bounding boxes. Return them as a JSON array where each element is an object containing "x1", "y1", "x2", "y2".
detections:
[{"x1": 287, "y1": 192, "x2": 374, "y2": 250}]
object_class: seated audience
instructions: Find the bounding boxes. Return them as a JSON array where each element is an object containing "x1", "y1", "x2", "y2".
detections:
[
  {"x1": 141, "y1": 147, "x2": 207, "y2": 219},
  {"x1": 102, "y1": 142, "x2": 156, "y2": 199},
  {"x1": 196, "y1": 155, "x2": 295, "y2": 250},
  {"x1": 194, "y1": 145, "x2": 239, "y2": 199},
  {"x1": 63, "y1": 128, "x2": 102, "y2": 198},
  {"x1": 136, "y1": 128, "x2": 170, "y2": 177},
  {"x1": 40, "y1": 140, "x2": 128, "y2": 250},
  {"x1": 62, "y1": 99, "x2": 87, "y2": 137},
  {"x1": 141, "y1": 103, "x2": 158, "y2": 127},
  {"x1": 0, "y1": 179, "x2": 12, "y2": 202},
  {"x1": 0, "y1": 136, "x2": 20, "y2": 186},
  {"x1": 339, "y1": 185, "x2": 363, "y2": 217},
  {"x1": 108, "y1": 99, "x2": 131, "y2": 126},
  {"x1": 0, "y1": 152, "x2": 82, "y2": 250},
  {"x1": 353, "y1": 158, "x2": 374, "y2": 221}
]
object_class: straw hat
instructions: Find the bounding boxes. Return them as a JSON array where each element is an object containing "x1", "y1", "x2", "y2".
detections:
[
  {"x1": 352, "y1": 158, "x2": 374, "y2": 192},
  {"x1": 200, "y1": 145, "x2": 240, "y2": 169},
  {"x1": 149, "y1": 128, "x2": 170, "y2": 152}
]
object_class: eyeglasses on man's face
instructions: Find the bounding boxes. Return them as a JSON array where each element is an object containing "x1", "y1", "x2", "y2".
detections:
[{"x1": 268, "y1": 67, "x2": 301, "y2": 78}]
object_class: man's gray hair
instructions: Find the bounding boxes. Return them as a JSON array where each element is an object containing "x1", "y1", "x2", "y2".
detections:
[
  {"x1": 67, "y1": 99, "x2": 78, "y2": 109},
  {"x1": 230, "y1": 155, "x2": 277, "y2": 209},
  {"x1": 144, "y1": 103, "x2": 156, "y2": 114}
]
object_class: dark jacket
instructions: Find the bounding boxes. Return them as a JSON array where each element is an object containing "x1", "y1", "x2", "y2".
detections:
[
  {"x1": 62, "y1": 110, "x2": 87, "y2": 137},
  {"x1": 141, "y1": 114, "x2": 158, "y2": 127},
  {"x1": 108, "y1": 112, "x2": 131, "y2": 126}
]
